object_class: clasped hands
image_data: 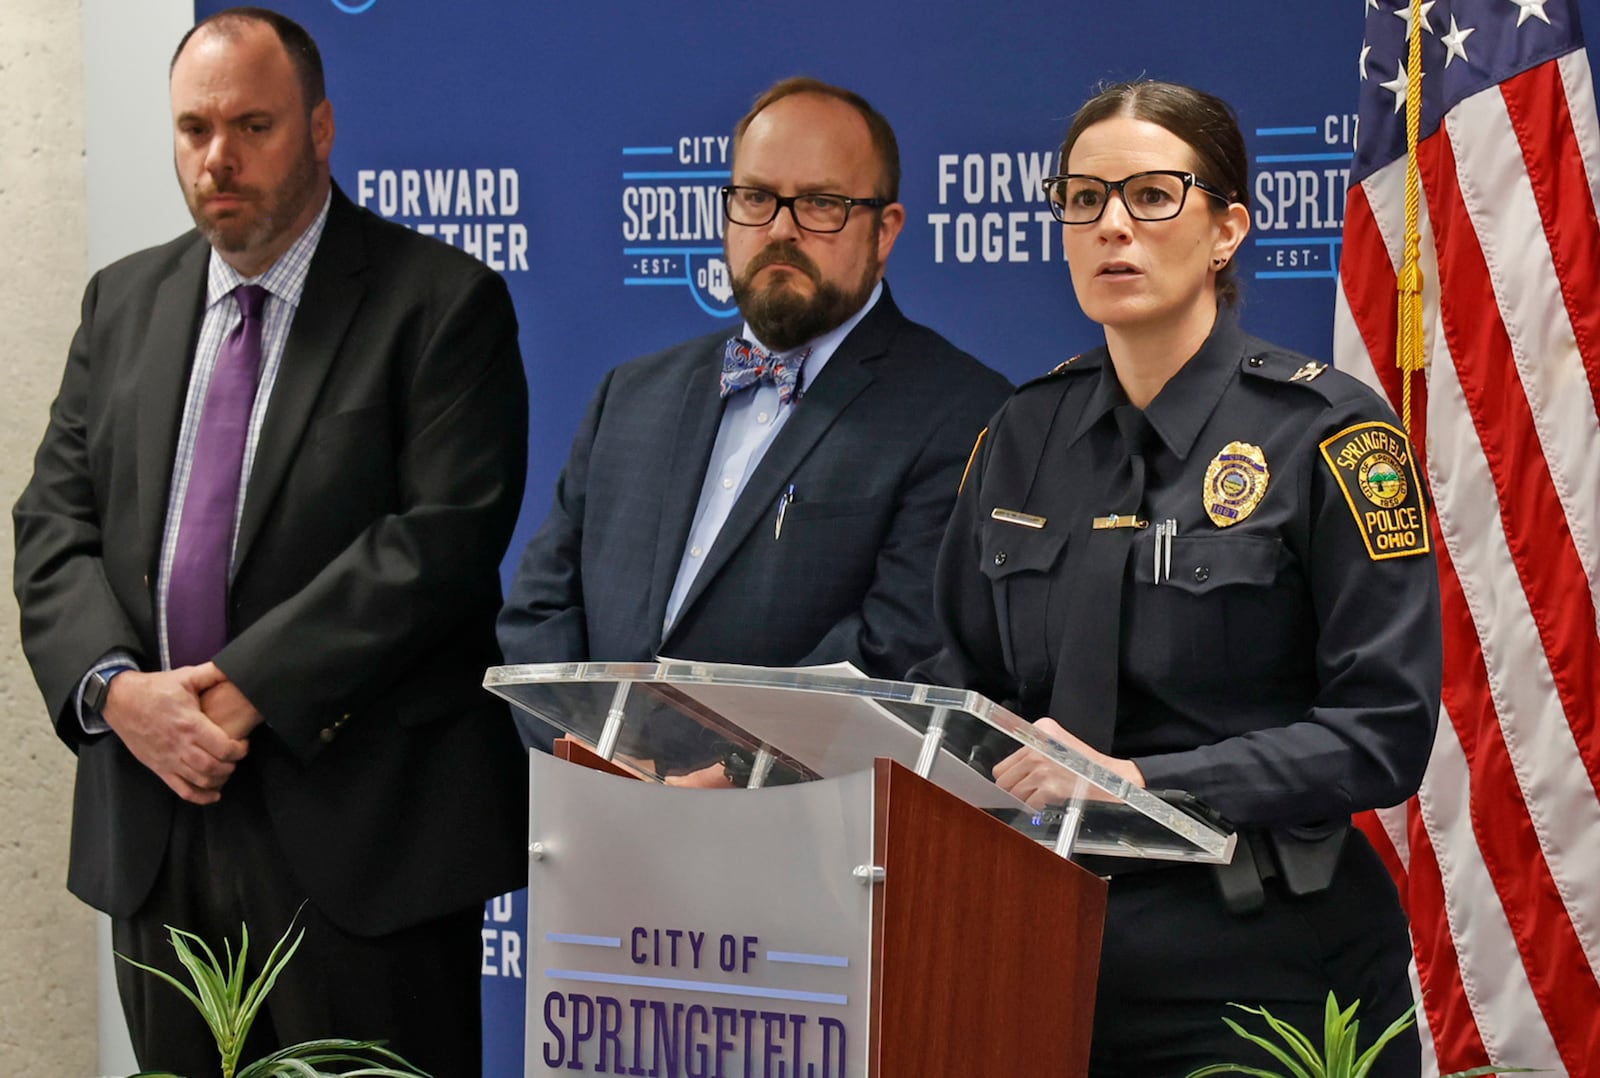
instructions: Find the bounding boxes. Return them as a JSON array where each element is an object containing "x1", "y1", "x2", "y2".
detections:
[{"x1": 100, "y1": 662, "x2": 264, "y2": 806}]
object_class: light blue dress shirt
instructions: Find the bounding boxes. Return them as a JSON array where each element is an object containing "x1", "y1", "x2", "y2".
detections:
[{"x1": 662, "y1": 281, "x2": 884, "y2": 633}]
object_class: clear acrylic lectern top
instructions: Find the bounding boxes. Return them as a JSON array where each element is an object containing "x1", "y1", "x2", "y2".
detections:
[{"x1": 485, "y1": 660, "x2": 1234, "y2": 866}]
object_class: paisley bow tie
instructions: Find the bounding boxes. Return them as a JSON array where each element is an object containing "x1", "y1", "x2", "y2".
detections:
[{"x1": 720, "y1": 338, "x2": 811, "y2": 405}]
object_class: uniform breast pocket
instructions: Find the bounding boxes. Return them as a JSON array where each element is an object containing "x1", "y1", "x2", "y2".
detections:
[
  {"x1": 1127, "y1": 532, "x2": 1303, "y2": 689},
  {"x1": 980, "y1": 520, "x2": 1070, "y2": 688}
]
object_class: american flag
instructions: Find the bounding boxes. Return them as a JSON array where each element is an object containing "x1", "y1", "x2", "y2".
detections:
[{"x1": 1333, "y1": 0, "x2": 1600, "y2": 1073}]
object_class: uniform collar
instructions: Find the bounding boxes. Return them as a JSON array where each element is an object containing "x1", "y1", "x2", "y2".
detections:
[
  {"x1": 1145, "y1": 314, "x2": 1249, "y2": 461},
  {"x1": 1069, "y1": 355, "x2": 1130, "y2": 447},
  {"x1": 1071, "y1": 313, "x2": 1249, "y2": 461}
]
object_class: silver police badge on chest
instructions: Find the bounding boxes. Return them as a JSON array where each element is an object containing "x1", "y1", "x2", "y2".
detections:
[{"x1": 1203, "y1": 441, "x2": 1269, "y2": 527}]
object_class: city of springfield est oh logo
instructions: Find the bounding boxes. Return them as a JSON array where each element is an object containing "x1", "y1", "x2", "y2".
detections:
[
  {"x1": 622, "y1": 100, "x2": 1357, "y2": 317},
  {"x1": 620, "y1": 134, "x2": 739, "y2": 319}
]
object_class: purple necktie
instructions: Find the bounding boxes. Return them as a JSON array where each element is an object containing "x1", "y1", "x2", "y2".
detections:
[{"x1": 167, "y1": 284, "x2": 268, "y2": 668}]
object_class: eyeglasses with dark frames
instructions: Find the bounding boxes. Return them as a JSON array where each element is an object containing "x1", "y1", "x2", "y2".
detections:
[
  {"x1": 721, "y1": 185, "x2": 890, "y2": 234},
  {"x1": 1040, "y1": 170, "x2": 1233, "y2": 225}
]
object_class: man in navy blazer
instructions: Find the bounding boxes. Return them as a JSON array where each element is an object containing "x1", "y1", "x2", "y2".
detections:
[
  {"x1": 498, "y1": 77, "x2": 1010, "y2": 746},
  {"x1": 12, "y1": 10, "x2": 526, "y2": 1075}
]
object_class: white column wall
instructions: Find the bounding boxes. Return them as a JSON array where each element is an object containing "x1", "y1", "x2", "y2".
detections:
[{"x1": 0, "y1": 1, "x2": 190, "y2": 1074}]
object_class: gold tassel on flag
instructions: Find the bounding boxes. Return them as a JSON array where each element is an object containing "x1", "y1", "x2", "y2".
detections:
[{"x1": 1396, "y1": 0, "x2": 1426, "y2": 432}]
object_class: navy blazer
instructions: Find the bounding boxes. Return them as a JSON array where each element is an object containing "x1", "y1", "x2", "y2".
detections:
[
  {"x1": 13, "y1": 189, "x2": 530, "y2": 935},
  {"x1": 498, "y1": 286, "x2": 1011, "y2": 692}
]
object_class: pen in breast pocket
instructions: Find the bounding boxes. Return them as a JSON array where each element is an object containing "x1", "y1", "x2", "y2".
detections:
[
  {"x1": 775, "y1": 484, "x2": 796, "y2": 540},
  {"x1": 1152, "y1": 518, "x2": 1177, "y2": 583}
]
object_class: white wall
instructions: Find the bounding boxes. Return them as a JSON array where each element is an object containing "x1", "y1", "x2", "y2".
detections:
[
  {"x1": 0, "y1": 2, "x2": 96, "y2": 1069},
  {"x1": 0, "y1": 1, "x2": 190, "y2": 1075},
  {"x1": 81, "y1": 6, "x2": 195, "y2": 1067},
  {"x1": 84, "y1": 0, "x2": 193, "y2": 272}
]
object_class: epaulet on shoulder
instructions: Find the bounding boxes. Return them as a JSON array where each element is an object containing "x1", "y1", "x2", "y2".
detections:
[
  {"x1": 1018, "y1": 350, "x2": 1100, "y2": 391},
  {"x1": 1240, "y1": 349, "x2": 1372, "y2": 407}
]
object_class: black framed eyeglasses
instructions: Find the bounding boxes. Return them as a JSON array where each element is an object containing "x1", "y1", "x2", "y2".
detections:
[
  {"x1": 721, "y1": 185, "x2": 890, "y2": 233},
  {"x1": 1041, "y1": 170, "x2": 1232, "y2": 224}
]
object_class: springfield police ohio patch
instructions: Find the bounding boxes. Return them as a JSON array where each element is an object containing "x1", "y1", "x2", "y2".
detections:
[{"x1": 1319, "y1": 421, "x2": 1431, "y2": 560}]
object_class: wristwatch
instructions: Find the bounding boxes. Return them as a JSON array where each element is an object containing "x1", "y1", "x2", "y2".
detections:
[{"x1": 83, "y1": 669, "x2": 122, "y2": 718}]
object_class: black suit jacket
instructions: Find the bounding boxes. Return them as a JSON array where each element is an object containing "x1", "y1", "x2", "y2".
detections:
[
  {"x1": 13, "y1": 189, "x2": 530, "y2": 936},
  {"x1": 497, "y1": 287, "x2": 1011, "y2": 694}
]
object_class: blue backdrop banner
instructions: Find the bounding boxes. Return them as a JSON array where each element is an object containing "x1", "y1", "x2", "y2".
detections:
[{"x1": 188, "y1": 2, "x2": 1600, "y2": 1073}]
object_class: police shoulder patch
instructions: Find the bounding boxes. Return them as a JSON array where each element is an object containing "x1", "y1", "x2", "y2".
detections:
[{"x1": 1318, "y1": 421, "x2": 1431, "y2": 560}]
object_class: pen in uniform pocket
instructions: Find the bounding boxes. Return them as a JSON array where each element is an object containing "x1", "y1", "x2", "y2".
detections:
[{"x1": 1153, "y1": 519, "x2": 1177, "y2": 583}]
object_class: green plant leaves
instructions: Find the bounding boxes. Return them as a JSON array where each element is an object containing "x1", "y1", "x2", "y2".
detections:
[
  {"x1": 116, "y1": 911, "x2": 432, "y2": 1078},
  {"x1": 1184, "y1": 992, "x2": 1537, "y2": 1078},
  {"x1": 231, "y1": 919, "x2": 307, "y2": 1071},
  {"x1": 236, "y1": 1038, "x2": 431, "y2": 1078},
  {"x1": 1213, "y1": 1012, "x2": 1316, "y2": 1078}
]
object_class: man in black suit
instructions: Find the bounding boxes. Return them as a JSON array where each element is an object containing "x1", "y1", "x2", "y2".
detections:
[
  {"x1": 498, "y1": 78, "x2": 1010, "y2": 749},
  {"x1": 11, "y1": 9, "x2": 527, "y2": 1075}
]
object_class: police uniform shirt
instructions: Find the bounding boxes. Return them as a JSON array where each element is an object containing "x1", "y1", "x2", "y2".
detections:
[{"x1": 928, "y1": 315, "x2": 1442, "y2": 830}]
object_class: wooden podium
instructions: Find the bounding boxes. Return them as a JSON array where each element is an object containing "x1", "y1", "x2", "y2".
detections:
[{"x1": 497, "y1": 662, "x2": 1233, "y2": 1077}]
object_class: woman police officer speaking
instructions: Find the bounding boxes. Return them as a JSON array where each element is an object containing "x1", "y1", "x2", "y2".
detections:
[{"x1": 918, "y1": 80, "x2": 1441, "y2": 1075}]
